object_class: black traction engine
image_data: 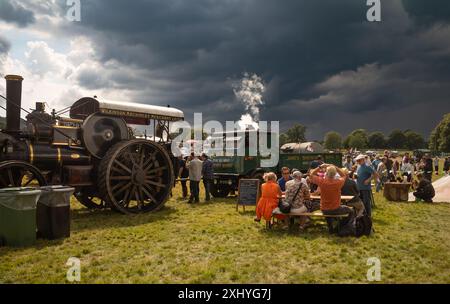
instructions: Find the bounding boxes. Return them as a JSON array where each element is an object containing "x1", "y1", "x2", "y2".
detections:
[{"x1": 0, "y1": 75, "x2": 184, "y2": 214}]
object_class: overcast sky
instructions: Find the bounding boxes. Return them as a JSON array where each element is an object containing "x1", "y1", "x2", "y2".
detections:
[{"x1": 1, "y1": 0, "x2": 450, "y2": 140}]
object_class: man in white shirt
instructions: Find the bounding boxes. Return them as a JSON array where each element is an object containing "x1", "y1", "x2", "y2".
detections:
[{"x1": 186, "y1": 153, "x2": 203, "y2": 203}]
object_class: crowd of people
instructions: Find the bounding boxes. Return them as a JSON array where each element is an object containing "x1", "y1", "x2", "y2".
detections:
[
  {"x1": 344, "y1": 150, "x2": 447, "y2": 202},
  {"x1": 254, "y1": 151, "x2": 448, "y2": 231},
  {"x1": 176, "y1": 152, "x2": 215, "y2": 204},
  {"x1": 255, "y1": 155, "x2": 375, "y2": 231}
]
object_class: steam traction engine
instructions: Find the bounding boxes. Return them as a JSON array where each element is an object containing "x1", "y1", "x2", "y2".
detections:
[{"x1": 0, "y1": 75, "x2": 184, "y2": 214}]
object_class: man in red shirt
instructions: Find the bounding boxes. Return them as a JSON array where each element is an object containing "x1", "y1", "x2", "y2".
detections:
[{"x1": 310, "y1": 164, "x2": 355, "y2": 230}]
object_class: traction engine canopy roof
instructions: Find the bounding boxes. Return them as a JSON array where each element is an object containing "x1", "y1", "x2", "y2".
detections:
[{"x1": 70, "y1": 97, "x2": 184, "y2": 125}]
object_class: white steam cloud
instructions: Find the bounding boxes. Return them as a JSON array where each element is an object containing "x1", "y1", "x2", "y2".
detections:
[{"x1": 233, "y1": 72, "x2": 265, "y2": 130}]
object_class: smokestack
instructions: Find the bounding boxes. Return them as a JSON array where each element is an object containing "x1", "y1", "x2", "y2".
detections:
[{"x1": 5, "y1": 75, "x2": 23, "y2": 135}]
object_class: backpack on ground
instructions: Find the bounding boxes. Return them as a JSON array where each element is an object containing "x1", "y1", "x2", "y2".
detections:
[
  {"x1": 337, "y1": 219, "x2": 356, "y2": 237},
  {"x1": 355, "y1": 214, "x2": 372, "y2": 237}
]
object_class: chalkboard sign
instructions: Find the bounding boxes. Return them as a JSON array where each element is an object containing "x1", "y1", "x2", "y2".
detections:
[{"x1": 236, "y1": 179, "x2": 261, "y2": 211}]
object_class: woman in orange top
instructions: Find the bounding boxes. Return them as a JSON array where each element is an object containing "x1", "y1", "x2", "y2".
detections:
[{"x1": 255, "y1": 172, "x2": 285, "y2": 223}]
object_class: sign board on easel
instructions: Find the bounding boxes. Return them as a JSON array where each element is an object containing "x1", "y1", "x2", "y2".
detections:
[{"x1": 236, "y1": 179, "x2": 261, "y2": 212}]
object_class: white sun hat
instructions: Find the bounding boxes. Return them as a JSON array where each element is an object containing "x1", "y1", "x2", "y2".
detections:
[{"x1": 355, "y1": 154, "x2": 366, "y2": 161}]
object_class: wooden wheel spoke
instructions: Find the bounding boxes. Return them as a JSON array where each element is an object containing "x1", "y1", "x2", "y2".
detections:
[
  {"x1": 114, "y1": 159, "x2": 132, "y2": 174},
  {"x1": 137, "y1": 188, "x2": 145, "y2": 209},
  {"x1": 125, "y1": 149, "x2": 139, "y2": 167},
  {"x1": 143, "y1": 152, "x2": 157, "y2": 169},
  {"x1": 122, "y1": 188, "x2": 132, "y2": 208},
  {"x1": 113, "y1": 182, "x2": 132, "y2": 196},
  {"x1": 7, "y1": 169, "x2": 15, "y2": 186},
  {"x1": 111, "y1": 165, "x2": 128, "y2": 175},
  {"x1": 139, "y1": 145, "x2": 145, "y2": 167},
  {"x1": 145, "y1": 166, "x2": 167, "y2": 178},
  {"x1": 141, "y1": 185, "x2": 156, "y2": 203},
  {"x1": 144, "y1": 180, "x2": 166, "y2": 188},
  {"x1": 110, "y1": 175, "x2": 132, "y2": 181},
  {"x1": 23, "y1": 174, "x2": 36, "y2": 187}
]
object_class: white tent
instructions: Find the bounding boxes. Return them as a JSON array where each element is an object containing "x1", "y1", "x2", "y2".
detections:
[{"x1": 408, "y1": 176, "x2": 450, "y2": 203}]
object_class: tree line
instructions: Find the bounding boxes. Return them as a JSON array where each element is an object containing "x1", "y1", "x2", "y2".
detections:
[
  {"x1": 279, "y1": 113, "x2": 450, "y2": 152},
  {"x1": 323, "y1": 129, "x2": 426, "y2": 150}
]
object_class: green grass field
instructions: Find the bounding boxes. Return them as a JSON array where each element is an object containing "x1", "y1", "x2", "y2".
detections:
[{"x1": 1, "y1": 170, "x2": 449, "y2": 284}]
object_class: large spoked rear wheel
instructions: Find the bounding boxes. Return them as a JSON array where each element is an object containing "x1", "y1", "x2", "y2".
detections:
[
  {"x1": 98, "y1": 139, "x2": 174, "y2": 214},
  {"x1": 74, "y1": 191, "x2": 107, "y2": 209},
  {"x1": 0, "y1": 161, "x2": 47, "y2": 188}
]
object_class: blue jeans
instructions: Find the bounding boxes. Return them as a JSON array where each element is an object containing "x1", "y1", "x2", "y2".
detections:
[
  {"x1": 203, "y1": 178, "x2": 213, "y2": 201},
  {"x1": 359, "y1": 190, "x2": 373, "y2": 217},
  {"x1": 189, "y1": 181, "x2": 200, "y2": 202}
]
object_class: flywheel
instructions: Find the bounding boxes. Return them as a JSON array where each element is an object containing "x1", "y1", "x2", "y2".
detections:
[{"x1": 81, "y1": 113, "x2": 129, "y2": 159}]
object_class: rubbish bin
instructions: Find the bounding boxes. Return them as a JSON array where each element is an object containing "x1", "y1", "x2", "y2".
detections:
[
  {"x1": 37, "y1": 186, "x2": 74, "y2": 240},
  {"x1": 0, "y1": 187, "x2": 41, "y2": 247}
]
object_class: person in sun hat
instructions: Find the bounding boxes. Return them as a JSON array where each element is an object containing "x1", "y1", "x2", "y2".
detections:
[
  {"x1": 340, "y1": 168, "x2": 365, "y2": 217},
  {"x1": 355, "y1": 154, "x2": 379, "y2": 217}
]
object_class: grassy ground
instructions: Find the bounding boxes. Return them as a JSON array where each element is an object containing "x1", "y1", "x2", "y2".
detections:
[{"x1": 0, "y1": 170, "x2": 449, "y2": 283}]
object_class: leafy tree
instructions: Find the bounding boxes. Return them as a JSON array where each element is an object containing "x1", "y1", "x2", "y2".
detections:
[
  {"x1": 387, "y1": 129, "x2": 407, "y2": 149},
  {"x1": 279, "y1": 133, "x2": 289, "y2": 146},
  {"x1": 429, "y1": 113, "x2": 450, "y2": 152},
  {"x1": 285, "y1": 123, "x2": 307, "y2": 143},
  {"x1": 368, "y1": 131, "x2": 386, "y2": 149},
  {"x1": 404, "y1": 130, "x2": 425, "y2": 150},
  {"x1": 348, "y1": 133, "x2": 367, "y2": 149},
  {"x1": 344, "y1": 129, "x2": 368, "y2": 149},
  {"x1": 324, "y1": 131, "x2": 342, "y2": 150}
]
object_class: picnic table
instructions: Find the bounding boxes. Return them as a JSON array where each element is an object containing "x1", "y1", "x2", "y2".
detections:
[
  {"x1": 269, "y1": 195, "x2": 355, "y2": 231},
  {"x1": 310, "y1": 195, "x2": 355, "y2": 202}
]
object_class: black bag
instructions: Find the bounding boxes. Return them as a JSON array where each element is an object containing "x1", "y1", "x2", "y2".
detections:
[
  {"x1": 278, "y1": 183, "x2": 303, "y2": 214},
  {"x1": 337, "y1": 220, "x2": 356, "y2": 237},
  {"x1": 278, "y1": 199, "x2": 291, "y2": 214},
  {"x1": 355, "y1": 214, "x2": 372, "y2": 237}
]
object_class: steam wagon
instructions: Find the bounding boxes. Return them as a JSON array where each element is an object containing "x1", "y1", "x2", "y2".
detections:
[{"x1": 0, "y1": 75, "x2": 184, "y2": 214}]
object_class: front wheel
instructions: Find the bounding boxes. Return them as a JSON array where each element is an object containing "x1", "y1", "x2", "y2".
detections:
[{"x1": 210, "y1": 183, "x2": 230, "y2": 198}]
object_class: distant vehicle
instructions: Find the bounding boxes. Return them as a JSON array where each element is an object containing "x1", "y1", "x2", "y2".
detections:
[
  {"x1": 209, "y1": 130, "x2": 342, "y2": 197},
  {"x1": 413, "y1": 149, "x2": 439, "y2": 158},
  {"x1": 365, "y1": 150, "x2": 377, "y2": 157}
]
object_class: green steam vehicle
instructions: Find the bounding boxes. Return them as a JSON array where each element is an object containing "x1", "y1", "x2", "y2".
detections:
[{"x1": 207, "y1": 130, "x2": 342, "y2": 198}]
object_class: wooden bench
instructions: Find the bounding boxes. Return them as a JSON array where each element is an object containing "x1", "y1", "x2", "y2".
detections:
[{"x1": 270, "y1": 208, "x2": 350, "y2": 232}]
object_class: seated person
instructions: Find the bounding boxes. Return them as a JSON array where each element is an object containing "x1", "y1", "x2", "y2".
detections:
[
  {"x1": 310, "y1": 164, "x2": 355, "y2": 233},
  {"x1": 284, "y1": 171, "x2": 311, "y2": 229},
  {"x1": 255, "y1": 172, "x2": 285, "y2": 224},
  {"x1": 340, "y1": 168, "x2": 365, "y2": 217},
  {"x1": 413, "y1": 173, "x2": 435, "y2": 203},
  {"x1": 277, "y1": 167, "x2": 292, "y2": 192}
]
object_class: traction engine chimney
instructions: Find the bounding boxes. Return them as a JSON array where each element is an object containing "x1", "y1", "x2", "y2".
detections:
[{"x1": 5, "y1": 74, "x2": 24, "y2": 136}]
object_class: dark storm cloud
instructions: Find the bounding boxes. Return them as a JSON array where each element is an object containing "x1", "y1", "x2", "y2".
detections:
[
  {"x1": 52, "y1": 0, "x2": 450, "y2": 139},
  {"x1": 0, "y1": 0, "x2": 35, "y2": 27},
  {"x1": 402, "y1": 0, "x2": 450, "y2": 25}
]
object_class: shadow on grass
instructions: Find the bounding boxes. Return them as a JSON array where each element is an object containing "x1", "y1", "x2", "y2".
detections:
[
  {"x1": 70, "y1": 205, "x2": 177, "y2": 232},
  {"x1": 0, "y1": 235, "x2": 65, "y2": 256},
  {"x1": 259, "y1": 221, "x2": 361, "y2": 244}
]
